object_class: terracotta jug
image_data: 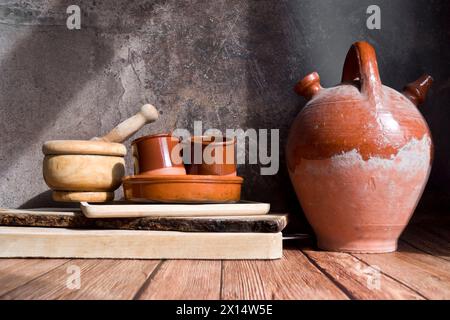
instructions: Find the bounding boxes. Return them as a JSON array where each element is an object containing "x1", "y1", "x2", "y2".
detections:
[{"x1": 286, "y1": 41, "x2": 433, "y2": 253}]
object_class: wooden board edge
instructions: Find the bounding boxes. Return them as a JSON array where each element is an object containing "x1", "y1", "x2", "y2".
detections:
[{"x1": 0, "y1": 227, "x2": 282, "y2": 260}]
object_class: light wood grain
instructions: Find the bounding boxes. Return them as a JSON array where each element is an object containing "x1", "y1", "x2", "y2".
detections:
[
  {"x1": 43, "y1": 154, "x2": 125, "y2": 198},
  {"x1": 222, "y1": 260, "x2": 266, "y2": 299},
  {"x1": 0, "y1": 227, "x2": 282, "y2": 259},
  {"x1": 81, "y1": 201, "x2": 271, "y2": 218},
  {"x1": 53, "y1": 191, "x2": 114, "y2": 203},
  {"x1": 0, "y1": 224, "x2": 448, "y2": 300},
  {"x1": 303, "y1": 249, "x2": 424, "y2": 299},
  {"x1": 136, "y1": 260, "x2": 221, "y2": 300},
  {"x1": 354, "y1": 241, "x2": 450, "y2": 299},
  {"x1": 42, "y1": 140, "x2": 126, "y2": 156},
  {"x1": 222, "y1": 247, "x2": 348, "y2": 300},
  {"x1": 0, "y1": 259, "x2": 68, "y2": 296},
  {"x1": 1, "y1": 259, "x2": 160, "y2": 300},
  {"x1": 96, "y1": 104, "x2": 158, "y2": 143}
]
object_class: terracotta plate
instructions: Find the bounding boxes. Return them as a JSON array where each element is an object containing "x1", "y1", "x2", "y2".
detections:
[{"x1": 123, "y1": 174, "x2": 243, "y2": 203}]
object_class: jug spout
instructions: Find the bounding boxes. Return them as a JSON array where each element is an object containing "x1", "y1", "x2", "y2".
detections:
[
  {"x1": 403, "y1": 74, "x2": 433, "y2": 106},
  {"x1": 295, "y1": 72, "x2": 322, "y2": 100}
]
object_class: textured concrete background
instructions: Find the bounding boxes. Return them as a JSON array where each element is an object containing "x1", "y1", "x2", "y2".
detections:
[{"x1": 0, "y1": 1, "x2": 449, "y2": 217}]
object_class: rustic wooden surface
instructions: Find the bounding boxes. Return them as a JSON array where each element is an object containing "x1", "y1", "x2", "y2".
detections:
[
  {"x1": 0, "y1": 220, "x2": 448, "y2": 300},
  {"x1": 0, "y1": 208, "x2": 287, "y2": 233},
  {"x1": 0, "y1": 227, "x2": 283, "y2": 260}
]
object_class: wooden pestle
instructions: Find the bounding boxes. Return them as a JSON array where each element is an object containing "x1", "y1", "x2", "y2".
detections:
[{"x1": 92, "y1": 104, "x2": 159, "y2": 143}]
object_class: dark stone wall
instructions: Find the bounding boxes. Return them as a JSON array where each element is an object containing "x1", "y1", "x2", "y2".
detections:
[{"x1": 0, "y1": 1, "x2": 449, "y2": 219}]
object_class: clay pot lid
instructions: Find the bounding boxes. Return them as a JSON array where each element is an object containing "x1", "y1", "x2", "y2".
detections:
[
  {"x1": 43, "y1": 140, "x2": 127, "y2": 156},
  {"x1": 123, "y1": 174, "x2": 243, "y2": 184}
]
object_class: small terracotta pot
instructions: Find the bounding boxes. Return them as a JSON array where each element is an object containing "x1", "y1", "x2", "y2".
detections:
[
  {"x1": 184, "y1": 136, "x2": 236, "y2": 176},
  {"x1": 132, "y1": 133, "x2": 186, "y2": 176}
]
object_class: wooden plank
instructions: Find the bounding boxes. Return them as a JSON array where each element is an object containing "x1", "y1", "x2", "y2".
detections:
[
  {"x1": 423, "y1": 223, "x2": 450, "y2": 242},
  {"x1": 222, "y1": 260, "x2": 266, "y2": 300},
  {"x1": 222, "y1": 247, "x2": 348, "y2": 300},
  {"x1": 0, "y1": 259, "x2": 68, "y2": 296},
  {"x1": 81, "y1": 202, "x2": 270, "y2": 218},
  {"x1": 401, "y1": 225, "x2": 450, "y2": 261},
  {"x1": 396, "y1": 241, "x2": 450, "y2": 272},
  {"x1": 354, "y1": 241, "x2": 450, "y2": 299},
  {"x1": 1, "y1": 259, "x2": 160, "y2": 300},
  {"x1": 136, "y1": 260, "x2": 221, "y2": 300},
  {"x1": 0, "y1": 227, "x2": 282, "y2": 260},
  {"x1": 0, "y1": 208, "x2": 287, "y2": 233},
  {"x1": 0, "y1": 208, "x2": 89, "y2": 228},
  {"x1": 302, "y1": 249, "x2": 424, "y2": 300}
]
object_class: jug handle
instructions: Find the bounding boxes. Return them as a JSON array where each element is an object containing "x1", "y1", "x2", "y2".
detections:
[{"x1": 341, "y1": 41, "x2": 383, "y2": 105}]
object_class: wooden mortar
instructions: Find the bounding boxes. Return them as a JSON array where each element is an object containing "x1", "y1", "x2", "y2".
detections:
[{"x1": 43, "y1": 104, "x2": 159, "y2": 202}]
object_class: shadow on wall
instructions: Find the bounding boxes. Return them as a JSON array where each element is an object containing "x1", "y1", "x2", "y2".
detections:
[
  {"x1": 1, "y1": 0, "x2": 450, "y2": 214},
  {"x1": 243, "y1": 0, "x2": 450, "y2": 223},
  {"x1": 0, "y1": 0, "x2": 107, "y2": 175},
  {"x1": 243, "y1": 0, "x2": 306, "y2": 229},
  {"x1": 0, "y1": 1, "x2": 111, "y2": 207},
  {"x1": 0, "y1": 1, "x2": 157, "y2": 208},
  {"x1": 418, "y1": 1, "x2": 450, "y2": 200}
]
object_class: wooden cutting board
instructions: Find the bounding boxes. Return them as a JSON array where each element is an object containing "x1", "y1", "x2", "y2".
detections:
[
  {"x1": 0, "y1": 227, "x2": 282, "y2": 260},
  {"x1": 80, "y1": 201, "x2": 270, "y2": 218},
  {"x1": 0, "y1": 208, "x2": 287, "y2": 233}
]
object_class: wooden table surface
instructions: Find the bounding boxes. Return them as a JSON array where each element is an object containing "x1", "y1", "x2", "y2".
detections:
[{"x1": 0, "y1": 218, "x2": 448, "y2": 300}]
